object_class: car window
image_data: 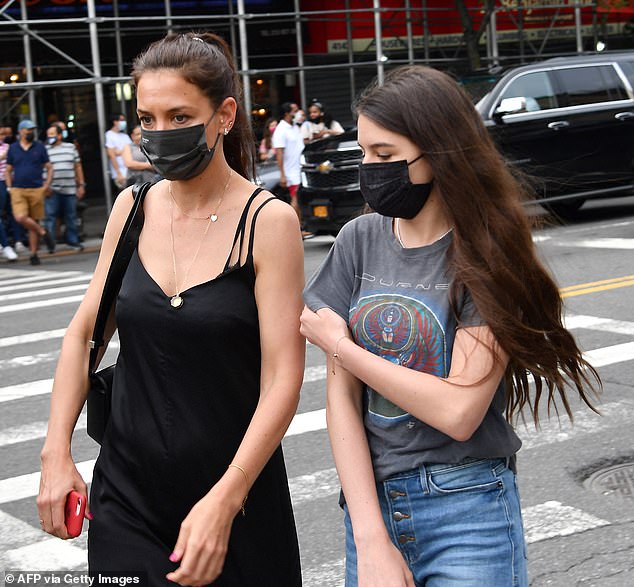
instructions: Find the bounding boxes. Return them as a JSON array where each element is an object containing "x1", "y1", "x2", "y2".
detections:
[
  {"x1": 617, "y1": 61, "x2": 634, "y2": 88},
  {"x1": 556, "y1": 65, "x2": 627, "y2": 106},
  {"x1": 498, "y1": 71, "x2": 557, "y2": 112}
]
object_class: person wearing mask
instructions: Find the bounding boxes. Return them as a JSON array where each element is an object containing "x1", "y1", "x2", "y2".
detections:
[
  {"x1": 273, "y1": 102, "x2": 311, "y2": 238},
  {"x1": 6, "y1": 120, "x2": 55, "y2": 265},
  {"x1": 105, "y1": 113, "x2": 132, "y2": 190},
  {"x1": 44, "y1": 124, "x2": 85, "y2": 251},
  {"x1": 301, "y1": 100, "x2": 344, "y2": 144},
  {"x1": 301, "y1": 65, "x2": 601, "y2": 587},
  {"x1": 122, "y1": 124, "x2": 157, "y2": 186},
  {"x1": 38, "y1": 32, "x2": 304, "y2": 586},
  {"x1": 0, "y1": 127, "x2": 17, "y2": 261}
]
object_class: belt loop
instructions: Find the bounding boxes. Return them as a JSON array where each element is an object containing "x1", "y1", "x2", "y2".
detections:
[{"x1": 419, "y1": 463, "x2": 430, "y2": 495}]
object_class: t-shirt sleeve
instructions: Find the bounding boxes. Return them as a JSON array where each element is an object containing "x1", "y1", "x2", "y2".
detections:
[
  {"x1": 72, "y1": 145, "x2": 80, "y2": 163},
  {"x1": 330, "y1": 120, "x2": 345, "y2": 133},
  {"x1": 6, "y1": 144, "x2": 14, "y2": 166},
  {"x1": 39, "y1": 144, "x2": 49, "y2": 164},
  {"x1": 105, "y1": 131, "x2": 116, "y2": 150},
  {"x1": 303, "y1": 225, "x2": 357, "y2": 323},
  {"x1": 271, "y1": 126, "x2": 285, "y2": 150},
  {"x1": 457, "y1": 286, "x2": 485, "y2": 328}
]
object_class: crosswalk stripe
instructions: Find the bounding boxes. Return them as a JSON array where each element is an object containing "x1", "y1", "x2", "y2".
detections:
[
  {"x1": 0, "y1": 283, "x2": 88, "y2": 303},
  {"x1": 0, "y1": 270, "x2": 83, "y2": 287},
  {"x1": 3, "y1": 335, "x2": 633, "y2": 405},
  {"x1": 0, "y1": 329, "x2": 67, "y2": 348},
  {"x1": 564, "y1": 314, "x2": 634, "y2": 335},
  {"x1": 0, "y1": 295, "x2": 84, "y2": 314},
  {"x1": 522, "y1": 501, "x2": 610, "y2": 543},
  {"x1": 0, "y1": 274, "x2": 91, "y2": 294}
]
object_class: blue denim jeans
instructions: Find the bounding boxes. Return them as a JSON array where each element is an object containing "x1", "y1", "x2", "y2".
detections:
[
  {"x1": 344, "y1": 458, "x2": 528, "y2": 587},
  {"x1": 44, "y1": 190, "x2": 80, "y2": 246},
  {"x1": 0, "y1": 180, "x2": 26, "y2": 245}
]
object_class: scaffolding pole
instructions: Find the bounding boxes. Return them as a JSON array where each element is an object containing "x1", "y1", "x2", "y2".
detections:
[
  {"x1": 575, "y1": 2, "x2": 583, "y2": 53},
  {"x1": 237, "y1": 0, "x2": 252, "y2": 127},
  {"x1": 87, "y1": 0, "x2": 113, "y2": 214},
  {"x1": 113, "y1": 0, "x2": 127, "y2": 119},
  {"x1": 20, "y1": 0, "x2": 36, "y2": 124},
  {"x1": 294, "y1": 0, "x2": 306, "y2": 110},
  {"x1": 373, "y1": 0, "x2": 384, "y2": 84}
]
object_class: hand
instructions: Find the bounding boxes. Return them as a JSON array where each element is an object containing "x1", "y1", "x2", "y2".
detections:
[
  {"x1": 37, "y1": 452, "x2": 92, "y2": 539},
  {"x1": 115, "y1": 174, "x2": 126, "y2": 189},
  {"x1": 76, "y1": 186, "x2": 86, "y2": 199},
  {"x1": 357, "y1": 536, "x2": 416, "y2": 587},
  {"x1": 44, "y1": 187, "x2": 52, "y2": 197},
  {"x1": 279, "y1": 176, "x2": 287, "y2": 188},
  {"x1": 300, "y1": 306, "x2": 349, "y2": 356},
  {"x1": 166, "y1": 488, "x2": 240, "y2": 586}
]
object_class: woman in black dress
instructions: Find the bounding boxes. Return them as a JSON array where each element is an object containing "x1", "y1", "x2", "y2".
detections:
[{"x1": 37, "y1": 32, "x2": 304, "y2": 586}]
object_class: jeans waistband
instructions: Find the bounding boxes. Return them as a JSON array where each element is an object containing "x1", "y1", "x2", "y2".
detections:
[{"x1": 384, "y1": 457, "x2": 514, "y2": 482}]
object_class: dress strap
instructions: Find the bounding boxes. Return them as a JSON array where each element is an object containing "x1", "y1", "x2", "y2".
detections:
[
  {"x1": 224, "y1": 187, "x2": 264, "y2": 272},
  {"x1": 246, "y1": 196, "x2": 277, "y2": 261}
]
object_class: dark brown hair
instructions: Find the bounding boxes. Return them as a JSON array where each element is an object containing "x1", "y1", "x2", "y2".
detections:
[
  {"x1": 131, "y1": 32, "x2": 255, "y2": 180},
  {"x1": 355, "y1": 65, "x2": 600, "y2": 423}
]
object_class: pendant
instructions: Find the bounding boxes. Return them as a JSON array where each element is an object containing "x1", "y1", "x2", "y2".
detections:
[
  {"x1": 170, "y1": 295, "x2": 183, "y2": 309},
  {"x1": 210, "y1": 214, "x2": 218, "y2": 223}
]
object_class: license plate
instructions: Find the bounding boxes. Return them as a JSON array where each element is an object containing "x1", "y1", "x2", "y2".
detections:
[{"x1": 313, "y1": 205, "x2": 329, "y2": 218}]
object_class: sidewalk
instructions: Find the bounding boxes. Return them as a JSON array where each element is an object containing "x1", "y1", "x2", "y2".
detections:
[{"x1": 1, "y1": 202, "x2": 108, "y2": 264}]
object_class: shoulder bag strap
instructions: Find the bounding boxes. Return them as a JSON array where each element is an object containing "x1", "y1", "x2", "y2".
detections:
[{"x1": 88, "y1": 182, "x2": 152, "y2": 374}]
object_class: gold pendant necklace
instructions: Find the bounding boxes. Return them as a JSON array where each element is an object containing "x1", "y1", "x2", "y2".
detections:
[{"x1": 169, "y1": 169, "x2": 232, "y2": 309}]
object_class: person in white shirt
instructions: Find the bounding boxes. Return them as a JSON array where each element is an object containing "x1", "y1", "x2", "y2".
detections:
[
  {"x1": 273, "y1": 102, "x2": 311, "y2": 237},
  {"x1": 105, "y1": 113, "x2": 132, "y2": 190},
  {"x1": 301, "y1": 100, "x2": 344, "y2": 144}
]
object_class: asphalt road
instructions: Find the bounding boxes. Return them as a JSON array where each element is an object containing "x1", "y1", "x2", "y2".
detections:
[{"x1": 1, "y1": 195, "x2": 633, "y2": 586}]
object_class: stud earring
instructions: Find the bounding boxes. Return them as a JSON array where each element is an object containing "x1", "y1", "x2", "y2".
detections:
[{"x1": 224, "y1": 128, "x2": 230, "y2": 135}]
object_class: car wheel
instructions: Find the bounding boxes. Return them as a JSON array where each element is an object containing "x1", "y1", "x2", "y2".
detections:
[{"x1": 543, "y1": 199, "x2": 585, "y2": 220}]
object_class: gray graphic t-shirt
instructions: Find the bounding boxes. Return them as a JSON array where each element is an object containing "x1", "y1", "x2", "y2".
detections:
[{"x1": 304, "y1": 213, "x2": 521, "y2": 481}]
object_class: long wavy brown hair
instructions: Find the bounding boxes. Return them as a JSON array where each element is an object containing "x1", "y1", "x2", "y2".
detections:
[
  {"x1": 131, "y1": 31, "x2": 255, "y2": 180},
  {"x1": 355, "y1": 65, "x2": 600, "y2": 423}
]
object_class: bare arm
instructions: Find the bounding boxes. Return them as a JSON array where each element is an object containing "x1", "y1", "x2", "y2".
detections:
[
  {"x1": 275, "y1": 147, "x2": 287, "y2": 187},
  {"x1": 74, "y1": 161, "x2": 86, "y2": 200},
  {"x1": 167, "y1": 196, "x2": 305, "y2": 586},
  {"x1": 38, "y1": 187, "x2": 137, "y2": 537},
  {"x1": 122, "y1": 144, "x2": 153, "y2": 171},
  {"x1": 43, "y1": 161, "x2": 53, "y2": 191},
  {"x1": 326, "y1": 359, "x2": 415, "y2": 587}
]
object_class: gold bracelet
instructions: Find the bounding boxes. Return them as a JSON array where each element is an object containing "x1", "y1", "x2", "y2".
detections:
[
  {"x1": 332, "y1": 335, "x2": 348, "y2": 375},
  {"x1": 228, "y1": 463, "x2": 249, "y2": 516}
]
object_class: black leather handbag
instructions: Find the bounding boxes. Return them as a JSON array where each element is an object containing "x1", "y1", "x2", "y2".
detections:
[{"x1": 86, "y1": 182, "x2": 151, "y2": 444}]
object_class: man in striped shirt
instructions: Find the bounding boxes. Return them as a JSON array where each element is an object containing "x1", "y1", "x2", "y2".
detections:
[{"x1": 45, "y1": 124, "x2": 86, "y2": 251}]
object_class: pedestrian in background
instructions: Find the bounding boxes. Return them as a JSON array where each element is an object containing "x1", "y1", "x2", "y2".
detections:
[
  {"x1": 301, "y1": 65, "x2": 601, "y2": 587},
  {"x1": 258, "y1": 117, "x2": 277, "y2": 162},
  {"x1": 122, "y1": 124, "x2": 157, "y2": 186},
  {"x1": 38, "y1": 31, "x2": 304, "y2": 586},
  {"x1": 274, "y1": 102, "x2": 311, "y2": 238},
  {"x1": 44, "y1": 123, "x2": 85, "y2": 251},
  {"x1": 105, "y1": 113, "x2": 132, "y2": 191},
  {"x1": 0, "y1": 127, "x2": 17, "y2": 261},
  {"x1": 301, "y1": 100, "x2": 344, "y2": 144},
  {"x1": 6, "y1": 120, "x2": 55, "y2": 265}
]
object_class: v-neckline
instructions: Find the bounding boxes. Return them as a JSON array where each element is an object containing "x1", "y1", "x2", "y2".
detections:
[{"x1": 134, "y1": 248, "x2": 247, "y2": 300}]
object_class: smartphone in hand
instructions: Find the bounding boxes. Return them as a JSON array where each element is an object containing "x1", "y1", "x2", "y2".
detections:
[{"x1": 64, "y1": 490, "x2": 86, "y2": 537}]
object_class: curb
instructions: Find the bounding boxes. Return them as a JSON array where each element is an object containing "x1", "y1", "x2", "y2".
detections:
[{"x1": 1, "y1": 241, "x2": 103, "y2": 265}]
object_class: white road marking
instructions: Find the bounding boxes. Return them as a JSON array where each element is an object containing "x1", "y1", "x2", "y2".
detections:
[
  {"x1": 0, "y1": 283, "x2": 88, "y2": 302},
  {"x1": 286, "y1": 408, "x2": 326, "y2": 437},
  {"x1": 0, "y1": 379, "x2": 53, "y2": 403},
  {"x1": 554, "y1": 238, "x2": 634, "y2": 249},
  {"x1": 565, "y1": 314, "x2": 634, "y2": 335},
  {"x1": 0, "y1": 274, "x2": 91, "y2": 294},
  {"x1": 522, "y1": 500, "x2": 610, "y2": 543},
  {"x1": 0, "y1": 295, "x2": 84, "y2": 314},
  {"x1": 0, "y1": 414, "x2": 87, "y2": 447},
  {"x1": 583, "y1": 341, "x2": 634, "y2": 367},
  {"x1": 0, "y1": 270, "x2": 83, "y2": 287},
  {"x1": 0, "y1": 329, "x2": 67, "y2": 348}
]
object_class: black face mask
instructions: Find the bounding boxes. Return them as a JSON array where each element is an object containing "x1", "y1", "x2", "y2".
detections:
[
  {"x1": 140, "y1": 115, "x2": 220, "y2": 180},
  {"x1": 24, "y1": 132, "x2": 35, "y2": 143},
  {"x1": 359, "y1": 154, "x2": 433, "y2": 219}
]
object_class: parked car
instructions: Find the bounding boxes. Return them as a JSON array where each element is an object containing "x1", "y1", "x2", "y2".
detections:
[{"x1": 298, "y1": 51, "x2": 634, "y2": 234}]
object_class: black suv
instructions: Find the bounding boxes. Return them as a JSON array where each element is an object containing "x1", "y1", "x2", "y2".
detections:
[{"x1": 299, "y1": 51, "x2": 634, "y2": 233}]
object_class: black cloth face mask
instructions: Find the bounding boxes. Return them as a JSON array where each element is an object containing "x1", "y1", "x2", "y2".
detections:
[
  {"x1": 140, "y1": 114, "x2": 221, "y2": 180},
  {"x1": 359, "y1": 154, "x2": 433, "y2": 219}
]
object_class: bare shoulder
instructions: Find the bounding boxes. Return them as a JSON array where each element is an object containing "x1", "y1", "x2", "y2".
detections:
[{"x1": 251, "y1": 190, "x2": 301, "y2": 241}]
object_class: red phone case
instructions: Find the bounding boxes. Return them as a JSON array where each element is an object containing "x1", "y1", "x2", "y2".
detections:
[{"x1": 64, "y1": 490, "x2": 86, "y2": 537}]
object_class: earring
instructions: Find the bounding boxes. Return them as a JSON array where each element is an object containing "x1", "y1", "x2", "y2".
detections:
[{"x1": 224, "y1": 128, "x2": 229, "y2": 136}]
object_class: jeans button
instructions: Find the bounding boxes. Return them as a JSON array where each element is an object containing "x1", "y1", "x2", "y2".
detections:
[
  {"x1": 397, "y1": 534, "x2": 414, "y2": 545},
  {"x1": 389, "y1": 490, "x2": 405, "y2": 499},
  {"x1": 393, "y1": 511, "x2": 410, "y2": 522}
]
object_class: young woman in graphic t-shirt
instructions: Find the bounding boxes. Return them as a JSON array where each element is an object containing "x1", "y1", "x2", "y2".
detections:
[{"x1": 301, "y1": 65, "x2": 601, "y2": 587}]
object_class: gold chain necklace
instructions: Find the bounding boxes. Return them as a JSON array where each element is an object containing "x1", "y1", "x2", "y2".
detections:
[
  {"x1": 168, "y1": 168, "x2": 232, "y2": 221},
  {"x1": 168, "y1": 169, "x2": 233, "y2": 309}
]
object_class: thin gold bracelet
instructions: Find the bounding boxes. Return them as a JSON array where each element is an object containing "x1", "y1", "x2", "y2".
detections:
[
  {"x1": 228, "y1": 463, "x2": 249, "y2": 516},
  {"x1": 332, "y1": 336, "x2": 348, "y2": 375}
]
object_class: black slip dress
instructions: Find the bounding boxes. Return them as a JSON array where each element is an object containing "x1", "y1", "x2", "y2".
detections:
[{"x1": 88, "y1": 188, "x2": 302, "y2": 586}]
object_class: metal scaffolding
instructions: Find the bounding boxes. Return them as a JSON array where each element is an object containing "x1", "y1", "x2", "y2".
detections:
[{"x1": 0, "y1": 1, "x2": 622, "y2": 211}]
